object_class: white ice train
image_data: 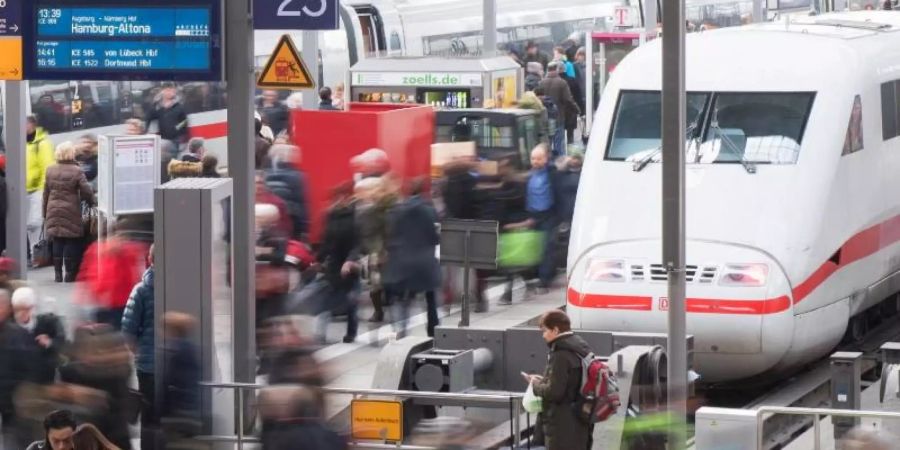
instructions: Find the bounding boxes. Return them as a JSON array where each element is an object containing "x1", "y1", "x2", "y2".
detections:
[{"x1": 567, "y1": 11, "x2": 900, "y2": 383}]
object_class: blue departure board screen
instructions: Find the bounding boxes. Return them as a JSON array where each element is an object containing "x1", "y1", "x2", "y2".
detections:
[{"x1": 23, "y1": 1, "x2": 222, "y2": 81}]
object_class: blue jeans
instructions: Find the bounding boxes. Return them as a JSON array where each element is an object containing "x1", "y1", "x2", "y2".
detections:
[
  {"x1": 392, "y1": 290, "x2": 440, "y2": 338},
  {"x1": 315, "y1": 281, "x2": 360, "y2": 342},
  {"x1": 533, "y1": 211, "x2": 558, "y2": 288}
]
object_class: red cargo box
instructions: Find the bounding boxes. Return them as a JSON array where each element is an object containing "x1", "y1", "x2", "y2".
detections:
[{"x1": 290, "y1": 103, "x2": 435, "y2": 243}]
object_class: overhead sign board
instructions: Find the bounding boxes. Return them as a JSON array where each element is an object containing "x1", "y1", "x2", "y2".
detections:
[
  {"x1": 254, "y1": 0, "x2": 339, "y2": 30},
  {"x1": 0, "y1": 0, "x2": 23, "y2": 80},
  {"x1": 22, "y1": 0, "x2": 223, "y2": 81},
  {"x1": 257, "y1": 34, "x2": 315, "y2": 90},
  {"x1": 614, "y1": 6, "x2": 634, "y2": 28},
  {"x1": 351, "y1": 400, "x2": 403, "y2": 442},
  {"x1": 353, "y1": 72, "x2": 483, "y2": 88}
]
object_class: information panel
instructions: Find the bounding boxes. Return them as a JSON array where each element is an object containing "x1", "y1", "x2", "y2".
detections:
[{"x1": 23, "y1": 0, "x2": 222, "y2": 81}]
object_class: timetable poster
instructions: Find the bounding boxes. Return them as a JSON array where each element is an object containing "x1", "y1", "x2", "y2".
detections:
[
  {"x1": 113, "y1": 136, "x2": 158, "y2": 215},
  {"x1": 23, "y1": 1, "x2": 222, "y2": 80}
]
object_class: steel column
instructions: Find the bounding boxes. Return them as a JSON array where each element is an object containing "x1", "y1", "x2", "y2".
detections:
[
  {"x1": 661, "y1": 0, "x2": 688, "y2": 448},
  {"x1": 225, "y1": 0, "x2": 256, "y2": 384},
  {"x1": 302, "y1": 31, "x2": 320, "y2": 109},
  {"x1": 3, "y1": 82, "x2": 27, "y2": 278},
  {"x1": 483, "y1": 0, "x2": 497, "y2": 57}
]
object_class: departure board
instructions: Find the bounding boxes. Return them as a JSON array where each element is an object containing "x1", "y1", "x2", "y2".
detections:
[{"x1": 23, "y1": 1, "x2": 222, "y2": 81}]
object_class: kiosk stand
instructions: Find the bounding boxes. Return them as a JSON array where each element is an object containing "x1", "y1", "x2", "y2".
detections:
[{"x1": 349, "y1": 56, "x2": 523, "y2": 110}]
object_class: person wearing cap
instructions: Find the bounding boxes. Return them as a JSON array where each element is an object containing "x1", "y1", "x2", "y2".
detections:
[
  {"x1": 12, "y1": 287, "x2": 65, "y2": 385},
  {"x1": 523, "y1": 40, "x2": 550, "y2": 74},
  {"x1": 179, "y1": 137, "x2": 206, "y2": 163}
]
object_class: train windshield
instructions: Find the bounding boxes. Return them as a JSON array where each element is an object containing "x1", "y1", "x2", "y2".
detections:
[{"x1": 606, "y1": 91, "x2": 815, "y2": 166}]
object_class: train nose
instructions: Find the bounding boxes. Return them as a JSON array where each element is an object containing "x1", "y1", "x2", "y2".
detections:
[{"x1": 567, "y1": 240, "x2": 794, "y2": 382}]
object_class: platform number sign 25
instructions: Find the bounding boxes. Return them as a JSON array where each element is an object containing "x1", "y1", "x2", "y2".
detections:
[{"x1": 255, "y1": 0, "x2": 339, "y2": 30}]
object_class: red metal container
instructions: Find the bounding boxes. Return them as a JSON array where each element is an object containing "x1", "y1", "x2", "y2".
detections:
[{"x1": 289, "y1": 103, "x2": 435, "y2": 243}]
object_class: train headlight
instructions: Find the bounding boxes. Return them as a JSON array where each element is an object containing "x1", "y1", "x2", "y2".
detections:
[
  {"x1": 585, "y1": 259, "x2": 627, "y2": 282},
  {"x1": 719, "y1": 263, "x2": 769, "y2": 287}
]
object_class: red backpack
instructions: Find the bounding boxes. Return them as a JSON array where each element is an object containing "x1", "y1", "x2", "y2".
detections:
[{"x1": 575, "y1": 353, "x2": 621, "y2": 423}]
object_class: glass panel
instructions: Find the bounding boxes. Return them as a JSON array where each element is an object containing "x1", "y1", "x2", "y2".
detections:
[
  {"x1": 843, "y1": 95, "x2": 864, "y2": 155},
  {"x1": 699, "y1": 92, "x2": 814, "y2": 164},
  {"x1": 212, "y1": 195, "x2": 233, "y2": 383},
  {"x1": 606, "y1": 91, "x2": 710, "y2": 161},
  {"x1": 881, "y1": 81, "x2": 897, "y2": 140}
]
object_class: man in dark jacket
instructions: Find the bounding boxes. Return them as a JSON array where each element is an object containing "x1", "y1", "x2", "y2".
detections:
[
  {"x1": 12, "y1": 287, "x2": 65, "y2": 385},
  {"x1": 523, "y1": 40, "x2": 550, "y2": 73},
  {"x1": 146, "y1": 86, "x2": 189, "y2": 146},
  {"x1": 0, "y1": 289, "x2": 37, "y2": 449},
  {"x1": 539, "y1": 62, "x2": 580, "y2": 152},
  {"x1": 259, "y1": 90, "x2": 290, "y2": 137},
  {"x1": 266, "y1": 144, "x2": 310, "y2": 240},
  {"x1": 318, "y1": 87, "x2": 340, "y2": 111},
  {"x1": 523, "y1": 310, "x2": 592, "y2": 450},
  {"x1": 121, "y1": 246, "x2": 157, "y2": 450}
]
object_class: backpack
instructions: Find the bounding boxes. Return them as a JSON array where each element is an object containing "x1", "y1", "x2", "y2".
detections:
[{"x1": 575, "y1": 353, "x2": 621, "y2": 423}]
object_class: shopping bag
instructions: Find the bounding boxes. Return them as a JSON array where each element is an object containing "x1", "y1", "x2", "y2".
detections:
[
  {"x1": 82, "y1": 204, "x2": 98, "y2": 238},
  {"x1": 523, "y1": 382, "x2": 543, "y2": 414},
  {"x1": 32, "y1": 231, "x2": 53, "y2": 268},
  {"x1": 498, "y1": 230, "x2": 545, "y2": 269}
]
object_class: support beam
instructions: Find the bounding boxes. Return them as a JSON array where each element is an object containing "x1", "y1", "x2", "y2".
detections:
[
  {"x1": 483, "y1": 0, "x2": 497, "y2": 57},
  {"x1": 225, "y1": 0, "x2": 256, "y2": 384},
  {"x1": 4, "y1": 82, "x2": 27, "y2": 278},
  {"x1": 661, "y1": 0, "x2": 688, "y2": 448},
  {"x1": 302, "y1": 30, "x2": 320, "y2": 110}
]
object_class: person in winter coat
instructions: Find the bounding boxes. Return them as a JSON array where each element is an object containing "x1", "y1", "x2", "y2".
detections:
[
  {"x1": 121, "y1": 245, "x2": 156, "y2": 450},
  {"x1": 0, "y1": 289, "x2": 38, "y2": 449},
  {"x1": 259, "y1": 90, "x2": 290, "y2": 137},
  {"x1": 523, "y1": 310, "x2": 593, "y2": 450},
  {"x1": 43, "y1": 141, "x2": 95, "y2": 283},
  {"x1": 538, "y1": 62, "x2": 580, "y2": 150},
  {"x1": 524, "y1": 62, "x2": 544, "y2": 93},
  {"x1": 518, "y1": 91, "x2": 551, "y2": 146},
  {"x1": 167, "y1": 158, "x2": 203, "y2": 179},
  {"x1": 441, "y1": 158, "x2": 480, "y2": 220},
  {"x1": 77, "y1": 227, "x2": 146, "y2": 329},
  {"x1": 354, "y1": 177, "x2": 398, "y2": 323},
  {"x1": 145, "y1": 85, "x2": 189, "y2": 147},
  {"x1": 266, "y1": 144, "x2": 310, "y2": 240},
  {"x1": 383, "y1": 179, "x2": 441, "y2": 337},
  {"x1": 75, "y1": 134, "x2": 99, "y2": 191},
  {"x1": 314, "y1": 183, "x2": 361, "y2": 343},
  {"x1": 26, "y1": 116, "x2": 56, "y2": 264},
  {"x1": 59, "y1": 324, "x2": 133, "y2": 450},
  {"x1": 12, "y1": 287, "x2": 65, "y2": 385},
  {"x1": 556, "y1": 154, "x2": 582, "y2": 225}
]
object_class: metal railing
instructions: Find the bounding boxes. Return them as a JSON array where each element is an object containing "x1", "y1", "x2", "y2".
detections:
[
  {"x1": 756, "y1": 406, "x2": 900, "y2": 450},
  {"x1": 198, "y1": 382, "x2": 528, "y2": 449}
]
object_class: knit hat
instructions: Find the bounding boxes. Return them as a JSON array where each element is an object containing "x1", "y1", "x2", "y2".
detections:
[{"x1": 526, "y1": 61, "x2": 544, "y2": 75}]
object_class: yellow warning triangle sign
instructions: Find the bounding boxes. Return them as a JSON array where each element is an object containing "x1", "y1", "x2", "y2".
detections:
[{"x1": 257, "y1": 35, "x2": 315, "y2": 90}]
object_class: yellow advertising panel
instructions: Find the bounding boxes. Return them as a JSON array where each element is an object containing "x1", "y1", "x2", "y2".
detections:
[
  {"x1": 0, "y1": 37, "x2": 23, "y2": 81},
  {"x1": 258, "y1": 34, "x2": 314, "y2": 90},
  {"x1": 492, "y1": 74, "x2": 517, "y2": 108},
  {"x1": 351, "y1": 400, "x2": 403, "y2": 441}
]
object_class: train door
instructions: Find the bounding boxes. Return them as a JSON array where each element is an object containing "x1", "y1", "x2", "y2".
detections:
[{"x1": 354, "y1": 5, "x2": 387, "y2": 57}]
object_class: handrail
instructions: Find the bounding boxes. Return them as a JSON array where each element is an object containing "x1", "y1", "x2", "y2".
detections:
[
  {"x1": 755, "y1": 406, "x2": 900, "y2": 450},
  {"x1": 199, "y1": 381, "x2": 528, "y2": 449}
]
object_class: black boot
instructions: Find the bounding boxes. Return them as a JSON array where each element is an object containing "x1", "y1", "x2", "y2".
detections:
[
  {"x1": 64, "y1": 258, "x2": 80, "y2": 283},
  {"x1": 53, "y1": 258, "x2": 63, "y2": 282},
  {"x1": 369, "y1": 290, "x2": 385, "y2": 323}
]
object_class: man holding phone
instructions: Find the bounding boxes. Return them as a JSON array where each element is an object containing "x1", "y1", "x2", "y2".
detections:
[{"x1": 522, "y1": 310, "x2": 593, "y2": 450}]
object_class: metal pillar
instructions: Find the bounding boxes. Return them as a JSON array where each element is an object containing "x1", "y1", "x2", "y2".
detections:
[
  {"x1": 661, "y1": 0, "x2": 688, "y2": 449},
  {"x1": 483, "y1": 0, "x2": 497, "y2": 57},
  {"x1": 752, "y1": 0, "x2": 765, "y2": 22},
  {"x1": 3, "y1": 82, "x2": 27, "y2": 278},
  {"x1": 645, "y1": 0, "x2": 658, "y2": 34},
  {"x1": 831, "y1": 352, "x2": 863, "y2": 440},
  {"x1": 302, "y1": 31, "x2": 320, "y2": 110},
  {"x1": 225, "y1": 0, "x2": 256, "y2": 385}
]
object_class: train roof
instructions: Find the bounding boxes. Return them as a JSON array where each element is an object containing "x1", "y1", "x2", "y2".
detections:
[{"x1": 611, "y1": 11, "x2": 900, "y2": 93}]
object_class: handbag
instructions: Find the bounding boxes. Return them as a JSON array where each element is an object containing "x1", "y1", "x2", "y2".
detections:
[
  {"x1": 32, "y1": 230, "x2": 53, "y2": 268},
  {"x1": 498, "y1": 230, "x2": 545, "y2": 269},
  {"x1": 82, "y1": 204, "x2": 98, "y2": 237}
]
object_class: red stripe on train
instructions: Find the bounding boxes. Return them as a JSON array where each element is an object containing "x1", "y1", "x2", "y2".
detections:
[
  {"x1": 567, "y1": 289, "x2": 791, "y2": 315},
  {"x1": 189, "y1": 122, "x2": 228, "y2": 140}
]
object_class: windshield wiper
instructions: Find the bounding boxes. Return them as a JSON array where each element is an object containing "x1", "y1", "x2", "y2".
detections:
[
  {"x1": 633, "y1": 123, "x2": 699, "y2": 172},
  {"x1": 709, "y1": 121, "x2": 756, "y2": 174}
]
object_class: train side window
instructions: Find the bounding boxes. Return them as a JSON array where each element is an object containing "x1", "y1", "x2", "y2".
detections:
[
  {"x1": 882, "y1": 81, "x2": 898, "y2": 140},
  {"x1": 842, "y1": 95, "x2": 864, "y2": 155}
]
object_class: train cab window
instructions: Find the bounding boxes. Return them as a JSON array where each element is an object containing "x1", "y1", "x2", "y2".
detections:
[
  {"x1": 390, "y1": 31, "x2": 403, "y2": 52},
  {"x1": 698, "y1": 92, "x2": 814, "y2": 165},
  {"x1": 606, "y1": 90, "x2": 710, "y2": 161},
  {"x1": 842, "y1": 95, "x2": 864, "y2": 155},
  {"x1": 882, "y1": 81, "x2": 899, "y2": 140},
  {"x1": 354, "y1": 5, "x2": 387, "y2": 56}
]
